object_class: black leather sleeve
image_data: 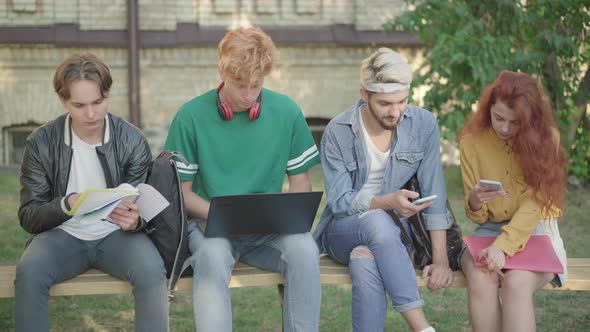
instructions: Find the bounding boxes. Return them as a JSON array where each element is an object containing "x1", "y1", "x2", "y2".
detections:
[
  {"x1": 122, "y1": 131, "x2": 152, "y2": 186},
  {"x1": 18, "y1": 135, "x2": 70, "y2": 234}
]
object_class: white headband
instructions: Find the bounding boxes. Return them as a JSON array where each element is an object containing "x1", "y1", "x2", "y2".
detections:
[{"x1": 362, "y1": 82, "x2": 410, "y2": 93}]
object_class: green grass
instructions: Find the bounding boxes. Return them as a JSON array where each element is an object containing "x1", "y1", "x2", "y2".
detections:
[{"x1": 1, "y1": 165, "x2": 589, "y2": 331}]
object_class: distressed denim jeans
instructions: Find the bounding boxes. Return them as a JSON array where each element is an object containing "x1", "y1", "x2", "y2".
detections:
[{"x1": 322, "y1": 209, "x2": 423, "y2": 332}]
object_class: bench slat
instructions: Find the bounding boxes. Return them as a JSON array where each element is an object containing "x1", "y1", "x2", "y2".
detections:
[
  {"x1": 562, "y1": 267, "x2": 590, "y2": 291},
  {"x1": 566, "y1": 258, "x2": 590, "y2": 267},
  {"x1": 1, "y1": 257, "x2": 589, "y2": 298}
]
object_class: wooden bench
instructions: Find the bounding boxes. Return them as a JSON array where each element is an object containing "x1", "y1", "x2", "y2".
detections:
[{"x1": 1, "y1": 256, "x2": 589, "y2": 298}]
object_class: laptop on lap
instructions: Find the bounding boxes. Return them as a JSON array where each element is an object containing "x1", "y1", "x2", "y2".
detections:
[{"x1": 204, "y1": 191, "x2": 323, "y2": 237}]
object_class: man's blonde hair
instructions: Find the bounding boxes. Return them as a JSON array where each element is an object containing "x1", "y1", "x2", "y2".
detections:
[
  {"x1": 218, "y1": 27, "x2": 277, "y2": 84},
  {"x1": 360, "y1": 48, "x2": 412, "y2": 92}
]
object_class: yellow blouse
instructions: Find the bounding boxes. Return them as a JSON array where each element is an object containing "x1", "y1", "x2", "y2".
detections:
[{"x1": 459, "y1": 128, "x2": 561, "y2": 256}]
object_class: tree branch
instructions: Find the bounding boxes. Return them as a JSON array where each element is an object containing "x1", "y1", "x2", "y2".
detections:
[
  {"x1": 543, "y1": 53, "x2": 563, "y2": 112},
  {"x1": 567, "y1": 67, "x2": 590, "y2": 143}
]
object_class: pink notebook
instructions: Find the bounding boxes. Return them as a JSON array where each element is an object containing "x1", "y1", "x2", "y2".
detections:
[{"x1": 463, "y1": 235, "x2": 563, "y2": 274}]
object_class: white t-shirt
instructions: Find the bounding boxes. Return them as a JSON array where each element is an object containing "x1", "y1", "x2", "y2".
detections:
[
  {"x1": 358, "y1": 108, "x2": 390, "y2": 198},
  {"x1": 57, "y1": 116, "x2": 120, "y2": 240}
]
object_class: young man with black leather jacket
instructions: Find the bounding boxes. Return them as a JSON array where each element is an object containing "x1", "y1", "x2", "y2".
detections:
[{"x1": 15, "y1": 53, "x2": 168, "y2": 332}]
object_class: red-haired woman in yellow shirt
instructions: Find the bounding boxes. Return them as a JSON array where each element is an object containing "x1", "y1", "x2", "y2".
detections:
[{"x1": 459, "y1": 71, "x2": 568, "y2": 332}]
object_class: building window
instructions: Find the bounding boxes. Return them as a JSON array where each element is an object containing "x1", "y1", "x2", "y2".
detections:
[
  {"x1": 11, "y1": 0, "x2": 37, "y2": 13},
  {"x1": 4, "y1": 125, "x2": 37, "y2": 166}
]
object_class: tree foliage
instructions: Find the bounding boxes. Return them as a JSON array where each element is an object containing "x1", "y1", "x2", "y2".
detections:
[{"x1": 389, "y1": 0, "x2": 590, "y2": 180}]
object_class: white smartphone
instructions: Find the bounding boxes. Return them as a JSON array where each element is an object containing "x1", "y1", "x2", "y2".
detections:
[
  {"x1": 479, "y1": 179, "x2": 505, "y2": 192},
  {"x1": 412, "y1": 194, "x2": 438, "y2": 205}
]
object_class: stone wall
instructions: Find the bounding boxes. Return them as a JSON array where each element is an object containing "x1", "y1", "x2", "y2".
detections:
[
  {"x1": 0, "y1": 45, "x2": 423, "y2": 163},
  {"x1": 0, "y1": 0, "x2": 405, "y2": 30},
  {"x1": 0, "y1": 0, "x2": 461, "y2": 167}
]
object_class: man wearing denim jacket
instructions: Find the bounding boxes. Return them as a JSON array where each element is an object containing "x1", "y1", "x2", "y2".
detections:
[{"x1": 313, "y1": 48, "x2": 454, "y2": 332}]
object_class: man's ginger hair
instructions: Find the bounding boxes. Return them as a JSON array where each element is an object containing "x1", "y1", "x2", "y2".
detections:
[{"x1": 218, "y1": 27, "x2": 277, "y2": 84}]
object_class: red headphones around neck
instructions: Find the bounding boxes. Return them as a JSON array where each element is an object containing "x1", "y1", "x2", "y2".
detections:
[{"x1": 215, "y1": 82, "x2": 263, "y2": 121}]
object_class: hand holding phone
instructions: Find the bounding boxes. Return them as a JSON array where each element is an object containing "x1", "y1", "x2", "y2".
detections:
[
  {"x1": 469, "y1": 180, "x2": 507, "y2": 211},
  {"x1": 479, "y1": 179, "x2": 505, "y2": 193},
  {"x1": 412, "y1": 194, "x2": 438, "y2": 205}
]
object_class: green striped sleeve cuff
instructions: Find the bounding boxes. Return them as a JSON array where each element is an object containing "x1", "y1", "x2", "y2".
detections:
[
  {"x1": 175, "y1": 160, "x2": 198, "y2": 175},
  {"x1": 287, "y1": 145, "x2": 319, "y2": 172}
]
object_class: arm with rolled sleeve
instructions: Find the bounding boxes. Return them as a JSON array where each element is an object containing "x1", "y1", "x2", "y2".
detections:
[
  {"x1": 493, "y1": 189, "x2": 542, "y2": 256},
  {"x1": 459, "y1": 137, "x2": 489, "y2": 224},
  {"x1": 348, "y1": 185, "x2": 373, "y2": 215},
  {"x1": 493, "y1": 130, "x2": 562, "y2": 256},
  {"x1": 417, "y1": 115, "x2": 453, "y2": 231},
  {"x1": 320, "y1": 127, "x2": 368, "y2": 217},
  {"x1": 414, "y1": 115, "x2": 453, "y2": 289}
]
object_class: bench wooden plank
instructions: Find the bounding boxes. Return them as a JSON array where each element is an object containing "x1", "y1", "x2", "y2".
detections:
[
  {"x1": 1, "y1": 257, "x2": 589, "y2": 298},
  {"x1": 562, "y1": 266, "x2": 590, "y2": 291},
  {"x1": 567, "y1": 258, "x2": 590, "y2": 267}
]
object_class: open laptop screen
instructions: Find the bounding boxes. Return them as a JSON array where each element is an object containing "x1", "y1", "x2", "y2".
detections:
[{"x1": 204, "y1": 191, "x2": 323, "y2": 237}]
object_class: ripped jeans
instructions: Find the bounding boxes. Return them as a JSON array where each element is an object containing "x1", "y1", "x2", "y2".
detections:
[{"x1": 321, "y1": 209, "x2": 423, "y2": 331}]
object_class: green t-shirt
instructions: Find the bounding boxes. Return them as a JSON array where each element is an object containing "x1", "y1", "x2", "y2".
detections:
[{"x1": 164, "y1": 88, "x2": 320, "y2": 201}]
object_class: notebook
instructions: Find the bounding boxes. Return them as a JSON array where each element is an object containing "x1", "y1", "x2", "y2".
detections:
[
  {"x1": 69, "y1": 183, "x2": 169, "y2": 223},
  {"x1": 463, "y1": 235, "x2": 563, "y2": 274},
  {"x1": 204, "y1": 191, "x2": 323, "y2": 237}
]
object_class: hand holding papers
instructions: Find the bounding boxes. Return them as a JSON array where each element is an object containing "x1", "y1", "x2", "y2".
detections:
[
  {"x1": 68, "y1": 183, "x2": 169, "y2": 223},
  {"x1": 133, "y1": 183, "x2": 171, "y2": 222},
  {"x1": 69, "y1": 183, "x2": 139, "y2": 217}
]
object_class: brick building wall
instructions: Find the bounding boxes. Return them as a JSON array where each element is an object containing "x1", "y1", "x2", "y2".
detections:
[
  {"x1": 0, "y1": 0, "x2": 446, "y2": 166},
  {"x1": 0, "y1": 0, "x2": 405, "y2": 30}
]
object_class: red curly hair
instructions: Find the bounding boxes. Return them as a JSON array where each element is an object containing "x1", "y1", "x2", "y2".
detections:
[{"x1": 461, "y1": 71, "x2": 568, "y2": 211}]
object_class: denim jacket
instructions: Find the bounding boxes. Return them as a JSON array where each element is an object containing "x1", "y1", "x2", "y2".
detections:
[{"x1": 313, "y1": 99, "x2": 453, "y2": 250}]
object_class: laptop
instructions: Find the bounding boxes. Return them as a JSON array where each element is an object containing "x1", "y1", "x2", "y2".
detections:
[
  {"x1": 463, "y1": 235, "x2": 563, "y2": 274},
  {"x1": 204, "y1": 191, "x2": 323, "y2": 237}
]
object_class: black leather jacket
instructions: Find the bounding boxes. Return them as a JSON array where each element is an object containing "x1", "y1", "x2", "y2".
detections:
[{"x1": 18, "y1": 113, "x2": 152, "y2": 234}]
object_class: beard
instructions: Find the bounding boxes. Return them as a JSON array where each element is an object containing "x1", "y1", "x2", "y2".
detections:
[{"x1": 367, "y1": 104, "x2": 399, "y2": 130}]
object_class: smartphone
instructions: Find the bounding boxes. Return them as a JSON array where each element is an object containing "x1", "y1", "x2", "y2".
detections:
[
  {"x1": 412, "y1": 194, "x2": 438, "y2": 205},
  {"x1": 479, "y1": 179, "x2": 505, "y2": 192}
]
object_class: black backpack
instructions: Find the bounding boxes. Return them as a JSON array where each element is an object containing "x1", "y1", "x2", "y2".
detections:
[
  {"x1": 388, "y1": 176, "x2": 464, "y2": 271},
  {"x1": 145, "y1": 150, "x2": 192, "y2": 300}
]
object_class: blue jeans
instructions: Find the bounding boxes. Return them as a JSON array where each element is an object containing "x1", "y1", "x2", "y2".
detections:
[
  {"x1": 321, "y1": 209, "x2": 423, "y2": 332},
  {"x1": 187, "y1": 222, "x2": 321, "y2": 332},
  {"x1": 14, "y1": 228, "x2": 169, "y2": 332}
]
